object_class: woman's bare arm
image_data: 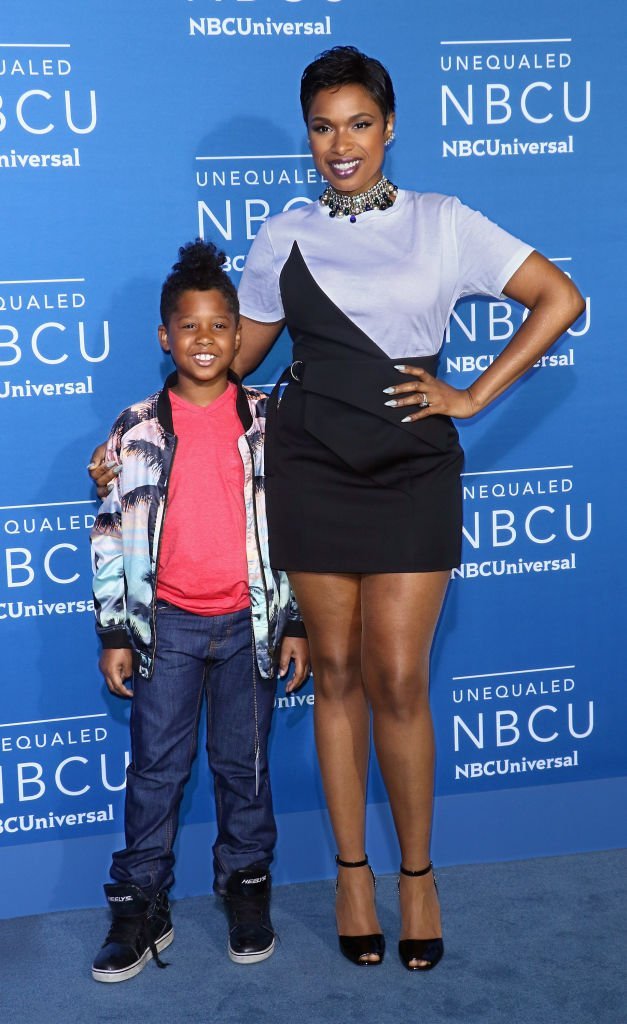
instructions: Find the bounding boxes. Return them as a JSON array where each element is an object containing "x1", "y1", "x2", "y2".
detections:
[
  {"x1": 382, "y1": 252, "x2": 585, "y2": 420},
  {"x1": 467, "y1": 251, "x2": 585, "y2": 411},
  {"x1": 233, "y1": 316, "x2": 286, "y2": 377}
]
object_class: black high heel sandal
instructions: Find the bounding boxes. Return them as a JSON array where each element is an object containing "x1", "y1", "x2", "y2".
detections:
[
  {"x1": 335, "y1": 855, "x2": 385, "y2": 966},
  {"x1": 398, "y1": 861, "x2": 444, "y2": 971}
]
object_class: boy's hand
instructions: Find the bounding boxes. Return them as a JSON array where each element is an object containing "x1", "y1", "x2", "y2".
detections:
[
  {"x1": 278, "y1": 636, "x2": 310, "y2": 693},
  {"x1": 99, "y1": 648, "x2": 134, "y2": 698},
  {"x1": 88, "y1": 442, "x2": 117, "y2": 499}
]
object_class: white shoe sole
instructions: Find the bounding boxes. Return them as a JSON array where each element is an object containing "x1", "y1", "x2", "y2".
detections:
[
  {"x1": 92, "y1": 927, "x2": 174, "y2": 983},
  {"x1": 228, "y1": 937, "x2": 275, "y2": 965}
]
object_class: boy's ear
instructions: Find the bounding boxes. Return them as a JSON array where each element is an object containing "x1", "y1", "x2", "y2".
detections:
[{"x1": 158, "y1": 324, "x2": 170, "y2": 352}]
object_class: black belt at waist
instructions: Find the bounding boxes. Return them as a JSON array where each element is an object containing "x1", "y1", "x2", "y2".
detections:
[{"x1": 269, "y1": 353, "x2": 460, "y2": 476}]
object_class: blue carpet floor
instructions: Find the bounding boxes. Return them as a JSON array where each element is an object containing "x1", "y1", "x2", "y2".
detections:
[{"x1": 1, "y1": 850, "x2": 626, "y2": 1024}]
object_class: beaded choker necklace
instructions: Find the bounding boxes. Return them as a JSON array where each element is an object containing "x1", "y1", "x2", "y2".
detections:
[{"x1": 319, "y1": 176, "x2": 398, "y2": 223}]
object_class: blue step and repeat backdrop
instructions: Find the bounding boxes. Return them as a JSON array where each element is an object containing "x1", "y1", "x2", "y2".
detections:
[{"x1": 1, "y1": 0, "x2": 625, "y2": 918}]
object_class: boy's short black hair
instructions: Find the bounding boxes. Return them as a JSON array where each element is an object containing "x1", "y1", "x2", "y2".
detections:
[
  {"x1": 300, "y1": 45, "x2": 395, "y2": 123},
  {"x1": 160, "y1": 239, "x2": 239, "y2": 325}
]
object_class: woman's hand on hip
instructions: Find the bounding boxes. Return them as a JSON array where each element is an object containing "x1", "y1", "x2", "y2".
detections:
[{"x1": 383, "y1": 365, "x2": 479, "y2": 422}]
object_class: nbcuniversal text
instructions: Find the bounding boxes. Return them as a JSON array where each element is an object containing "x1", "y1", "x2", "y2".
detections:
[
  {"x1": 455, "y1": 750, "x2": 579, "y2": 779},
  {"x1": 0, "y1": 803, "x2": 114, "y2": 836},
  {"x1": 452, "y1": 553, "x2": 576, "y2": 580},
  {"x1": 189, "y1": 16, "x2": 333, "y2": 37}
]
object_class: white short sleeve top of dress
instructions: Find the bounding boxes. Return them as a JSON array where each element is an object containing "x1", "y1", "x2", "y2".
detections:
[{"x1": 237, "y1": 189, "x2": 534, "y2": 359}]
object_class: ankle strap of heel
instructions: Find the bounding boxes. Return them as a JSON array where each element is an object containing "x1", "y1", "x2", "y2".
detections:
[
  {"x1": 336, "y1": 855, "x2": 369, "y2": 869},
  {"x1": 399, "y1": 861, "x2": 433, "y2": 878}
]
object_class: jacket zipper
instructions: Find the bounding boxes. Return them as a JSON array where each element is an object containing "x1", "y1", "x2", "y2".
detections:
[
  {"x1": 147, "y1": 434, "x2": 178, "y2": 674},
  {"x1": 242, "y1": 429, "x2": 266, "y2": 794},
  {"x1": 244, "y1": 433, "x2": 272, "y2": 658}
]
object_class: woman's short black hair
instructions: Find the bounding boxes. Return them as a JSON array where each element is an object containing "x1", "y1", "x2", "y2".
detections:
[
  {"x1": 300, "y1": 45, "x2": 395, "y2": 123},
  {"x1": 160, "y1": 239, "x2": 239, "y2": 325}
]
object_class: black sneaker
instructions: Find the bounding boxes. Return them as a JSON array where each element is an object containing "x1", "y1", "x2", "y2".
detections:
[
  {"x1": 91, "y1": 884, "x2": 173, "y2": 983},
  {"x1": 224, "y1": 865, "x2": 275, "y2": 965}
]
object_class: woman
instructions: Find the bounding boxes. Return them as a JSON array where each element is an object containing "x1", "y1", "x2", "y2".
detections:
[{"x1": 91, "y1": 47, "x2": 584, "y2": 970}]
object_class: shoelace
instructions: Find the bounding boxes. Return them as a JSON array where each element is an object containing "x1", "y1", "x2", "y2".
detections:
[
  {"x1": 105, "y1": 913, "x2": 169, "y2": 969},
  {"x1": 229, "y1": 892, "x2": 268, "y2": 928}
]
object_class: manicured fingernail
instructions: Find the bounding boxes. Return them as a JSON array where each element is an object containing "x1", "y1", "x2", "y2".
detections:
[
  {"x1": 86, "y1": 463, "x2": 96, "y2": 469},
  {"x1": 394, "y1": 364, "x2": 407, "y2": 372},
  {"x1": 112, "y1": 464, "x2": 122, "y2": 475},
  {"x1": 401, "y1": 415, "x2": 412, "y2": 423},
  {"x1": 105, "y1": 460, "x2": 117, "y2": 468},
  {"x1": 384, "y1": 399, "x2": 398, "y2": 407},
  {"x1": 382, "y1": 387, "x2": 395, "y2": 395},
  {"x1": 106, "y1": 481, "x2": 115, "y2": 492}
]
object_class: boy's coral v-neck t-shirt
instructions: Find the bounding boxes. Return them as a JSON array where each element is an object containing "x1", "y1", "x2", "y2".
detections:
[{"x1": 156, "y1": 384, "x2": 250, "y2": 616}]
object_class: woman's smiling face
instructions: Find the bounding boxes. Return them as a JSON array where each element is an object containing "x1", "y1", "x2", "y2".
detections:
[{"x1": 306, "y1": 82, "x2": 395, "y2": 196}]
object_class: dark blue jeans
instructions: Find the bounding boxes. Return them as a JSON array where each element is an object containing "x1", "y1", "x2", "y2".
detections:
[{"x1": 110, "y1": 604, "x2": 277, "y2": 895}]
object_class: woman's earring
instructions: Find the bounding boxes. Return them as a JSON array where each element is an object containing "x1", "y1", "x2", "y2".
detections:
[{"x1": 384, "y1": 131, "x2": 396, "y2": 147}]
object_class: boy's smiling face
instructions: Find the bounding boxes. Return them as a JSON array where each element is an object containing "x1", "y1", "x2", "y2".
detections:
[{"x1": 158, "y1": 288, "x2": 241, "y2": 405}]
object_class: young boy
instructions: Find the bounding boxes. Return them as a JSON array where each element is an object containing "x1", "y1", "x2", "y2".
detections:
[{"x1": 90, "y1": 240, "x2": 309, "y2": 983}]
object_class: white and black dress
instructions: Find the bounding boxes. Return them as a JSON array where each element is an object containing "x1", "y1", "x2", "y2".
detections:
[{"x1": 238, "y1": 190, "x2": 533, "y2": 574}]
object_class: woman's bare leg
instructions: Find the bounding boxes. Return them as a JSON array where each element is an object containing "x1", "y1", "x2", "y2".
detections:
[
  {"x1": 360, "y1": 571, "x2": 449, "y2": 967},
  {"x1": 288, "y1": 572, "x2": 382, "y2": 959}
]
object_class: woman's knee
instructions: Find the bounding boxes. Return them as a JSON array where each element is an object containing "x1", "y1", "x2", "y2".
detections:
[
  {"x1": 365, "y1": 665, "x2": 431, "y2": 719},
  {"x1": 312, "y1": 649, "x2": 363, "y2": 701}
]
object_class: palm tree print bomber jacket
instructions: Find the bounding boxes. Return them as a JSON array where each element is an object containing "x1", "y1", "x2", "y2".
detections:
[{"x1": 91, "y1": 371, "x2": 305, "y2": 680}]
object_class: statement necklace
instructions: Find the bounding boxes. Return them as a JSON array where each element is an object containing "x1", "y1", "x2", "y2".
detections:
[{"x1": 319, "y1": 176, "x2": 398, "y2": 223}]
